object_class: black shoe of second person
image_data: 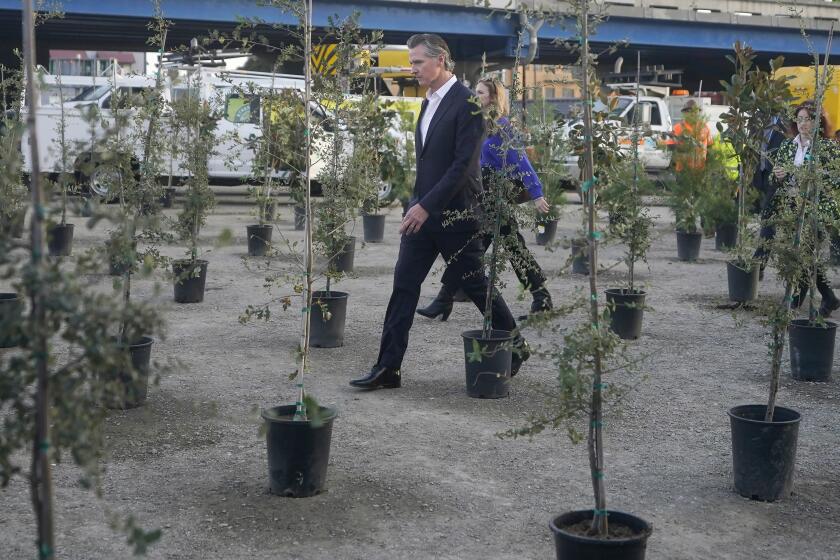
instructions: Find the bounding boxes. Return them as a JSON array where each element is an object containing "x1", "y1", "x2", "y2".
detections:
[
  {"x1": 416, "y1": 285, "x2": 455, "y2": 321},
  {"x1": 349, "y1": 365, "x2": 401, "y2": 390},
  {"x1": 819, "y1": 295, "x2": 840, "y2": 318}
]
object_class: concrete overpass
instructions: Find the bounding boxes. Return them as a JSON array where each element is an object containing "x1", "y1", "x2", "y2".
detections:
[{"x1": 1, "y1": 0, "x2": 839, "y2": 89}]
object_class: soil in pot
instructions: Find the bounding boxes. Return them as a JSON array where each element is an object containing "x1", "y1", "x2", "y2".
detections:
[
  {"x1": 262, "y1": 404, "x2": 337, "y2": 498},
  {"x1": 605, "y1": 289, "x2": 646, "y2": 340},
  {"x1": 362, "y1": 214, "x2": 386, "y2": 243},
  {"x1": 571, "y1": 238, "x2": 589, "y2": 275},
  {"x1": 47, "y1": 223, "x2": 74, "y2": 257},
  {"x1": 294, "y1": 205, "x2": 305, "y2": 231},
  {"x1": 0, "y1": 292, "x2": 24, "y2": 348},
  {"x1": 461, "y1": 329, "x2": 512, "y2": 399},
  {"x1": 246, "y1": 224, "x2": 273, "y2": 257},
  {"x1": 309, "y1": 291, "x2": 348, "y2": 348},
  {"x1": 729, "y1": 404, "x2": 801, "y2": 501},
  {"x1": 726, "y1": 261, "x2": 759, "y2": 303},
  {"x1": 676, "y1": 230, "x2": 702, "y2": 261},
  {"x1": 789, "y1": 319, "x2": 836, "y2": 382},
  {"x1": 172, "y1": 259, "x2": 209, "y2": 304},
  {"x1": 105, "y1": 336, "x2": 154, "y2": 410},
  {"x1": 549, "y1": 509, "x2": 652, "y2": 560},
  {"x1": 715, "y1": 223, "x2": 738, "y2": 251},
  {"x1": 328, "y1": 237, "x2": 355, "y2": 274},
  {"x1": 536, "y1": 218, "x2": 558, "y2": 246}
]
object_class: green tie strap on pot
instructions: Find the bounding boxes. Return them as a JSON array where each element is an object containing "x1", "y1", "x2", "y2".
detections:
[
  {"x1": 591, "y1": 294, "x2": 597, "y2": 301},
  {"x1": 592, "y1": 470, "x2": 605, "y2": 479},
  {"x1": 591, "y1": 420, "x2": 603, "y2": 428},
  {"x1": 593, "y1": 383, "x2": 608, "y2": 390},
  {"x1": 35, "y1": 203, "x2": 45, "y2": 219},
  {"x1": 590, "y1": 231, "x2": 602, "y2": 240},
  {"x1": 38, "y1": 439, "x2": 50, "y2": 451},
  {"x1": 593, "y1": 509, "x2": 609, "y2": 517},
  {"x1": 39, "y1": 544, "x2": 53, "y2": 559},
  {"x1": 581, "y1": 177, "x2": 597, "y2": 192}
]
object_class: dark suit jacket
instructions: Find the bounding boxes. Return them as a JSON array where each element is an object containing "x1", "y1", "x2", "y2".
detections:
[
  {"x1": 752, "y1": 126, "x2": 786, "y2": 202},
  {"x1": 411, "y1": 80, "x2": 484, "y2": 232}
]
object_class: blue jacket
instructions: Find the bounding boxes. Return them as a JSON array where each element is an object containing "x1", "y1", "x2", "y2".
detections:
[
  {"x1": 411, "y1": 80, "x2": 484, "y2": 232},
  {"x1": 481, "y1": 117, "x2": 544, "y2": 200}
]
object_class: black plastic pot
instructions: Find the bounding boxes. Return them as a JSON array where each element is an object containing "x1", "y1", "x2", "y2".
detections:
[
  {"x1": 294, "y1": 205, "x2": 305, "y2": 231},
  {"x1": 549, "y1": 509, "x2": 652, "y2": 560},
  {"x1": 246, "y1": 224, "x2": 273, "y2": 257},
  {"x1": 47, "y1": 223, "x2": 74, "y2": 257},
  {"x1": 262, "y1": 405, "x2": 337, "y2": 498},
  {"x1": 309, "y1": 291, "x2": 348, "y2": 348},
  {"x1": 571, "y1": 238, "x2": 589, "y2": 275},
  {"x1": 536, "y1": 218, "x2": 558, "y2": 246},
  {"x1": 676, "y1": 230, "x2": 702, "y2": 261},
  {"x1": 172, "y1": 259, "x2": 208, "y2": 304},
  {"x1": 1, "y1": 207, "x2": 26, "y2": 238},
  {"x1": 789, "y1": 319, "x2": 836, "y2": 382},
  {"x1": 159, "y1": 187, "x2": 176, "y2": 209},
  {"x1": 329, "y1": 236, "x2": 355, "y2": 274},
  {"x1": 0, "y1": 292, "x2": 24, "y2": 348},
  {"x1": 729, "y1": 404, "x2": 801, "y2": 501},
  {"x1": 715, "y1": 223, "x2": 738, "y2": 251},
  {"x1": 362, "y1": 214, "x2": 386, "y2": 243},
  {"x1": 726, "y1": 261, "x2": 759, "y2": 303},
  {"x1": 461, "y1": 329, "x2": 512, "y2": 398},
  {"x1": 605, "y1": 289, "x2": 646, "y2": 340},
  {"x1": 106, "y1": 336, "x2": 154, "y2": 409}
]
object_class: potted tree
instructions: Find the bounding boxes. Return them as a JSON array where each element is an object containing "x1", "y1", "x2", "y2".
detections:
[
  {"x1": 526, "y1": 96, "x2": 567, "y2": 246},
  {"x1": 2, "y1": 4, "x2": 167, "y2": 554},
  {"x1": 44, "y1": 67, "x2": 76, "y2": 257},
  {"x1": 729, "y1": 49, "x2": 833, "y2": 503},
  {"x1": 602, "y1": 149, "x2": 654, "y2": 339},
  {"x1": 170, "y1": 68, "x2": 216, "y2": 303},
  {"x1": 0, "y1": 63, "x2": 29, "y2": 240},
  {"x1": 502, "y1": 3, "x2": 653, "y2": 557},
  {"x1": 717, "y1": 44, "x2": 793, "y2": 303}
]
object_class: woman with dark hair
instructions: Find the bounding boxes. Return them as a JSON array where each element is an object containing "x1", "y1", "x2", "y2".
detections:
[
  {"x1": 416, "y1": 76, "x2": 554, "y2": 320},
  {"x1": 768, "y1": 101, "x2": 840, "y2": 316}
]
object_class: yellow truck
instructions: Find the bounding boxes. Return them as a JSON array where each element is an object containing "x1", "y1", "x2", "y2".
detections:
[{"x1": 778, "y1": 66, "x2": 840, "y2": 136}]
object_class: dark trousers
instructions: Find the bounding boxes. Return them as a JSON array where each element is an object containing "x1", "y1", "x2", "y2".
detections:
[
  {"x1": 440, "y1": 218, "x2": 547, "y2": 293},
  {"x1": 376, "y1": 228, "x2": 517, "y2": 370}
]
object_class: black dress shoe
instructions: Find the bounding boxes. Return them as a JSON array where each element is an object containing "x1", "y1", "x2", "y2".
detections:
[
  {"x1": 349, "y1": 365, "x2": 401, "y2": 390},
  {"x1": 511, "y1": 339, "x2": 531, "y2": 377}
]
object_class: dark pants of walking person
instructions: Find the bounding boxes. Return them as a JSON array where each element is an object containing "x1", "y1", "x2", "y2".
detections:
[
  {"x1": 375, "y1": 228, "x2": 517, "y2": 370},
  {"x1": 418, "y1": 217, "x2": 552, "y2": 320}
]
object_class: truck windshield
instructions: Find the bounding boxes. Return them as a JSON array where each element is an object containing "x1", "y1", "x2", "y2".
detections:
[{"x1": 69, "y1": 85, "x2": 111, "y2": 102}]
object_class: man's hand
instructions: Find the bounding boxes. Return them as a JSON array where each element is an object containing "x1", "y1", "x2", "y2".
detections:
[
  {"x1": 773, "y1": 166, "x2": 787, "y2": 180},
  {"x1": 399, "y1": 204, "x2": 429, "y2": 235},
  {"x1": 533, "y1": 196, "x2": 550, "y2": 214}
]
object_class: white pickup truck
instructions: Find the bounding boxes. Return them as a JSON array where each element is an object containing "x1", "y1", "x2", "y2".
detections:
[
  {"x1": 20, "y1": 70, "x2": 337, "y2": 197},
  {"x1": 563, "y1": 95, "x2": 674, "y2": 180}
]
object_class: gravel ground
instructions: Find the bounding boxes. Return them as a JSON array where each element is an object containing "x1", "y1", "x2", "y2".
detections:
[{"x1": 3, "y1": 199, "x2": 839, "y2": 560}]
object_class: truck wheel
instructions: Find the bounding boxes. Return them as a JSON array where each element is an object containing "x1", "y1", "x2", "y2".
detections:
[{"x1": 85, "y1": 161, "x2": 122, "y2": 200}]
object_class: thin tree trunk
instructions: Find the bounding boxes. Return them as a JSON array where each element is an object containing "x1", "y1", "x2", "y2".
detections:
[
  {"x1": 294, "y1": 0, "x2": 314, "y2": 422},
  {"x1": 579, "y1": 1, "x2": 608, "y2": 537},
  {"x1": 23, "y1": 0, "x2": 55, "y2": 555}
]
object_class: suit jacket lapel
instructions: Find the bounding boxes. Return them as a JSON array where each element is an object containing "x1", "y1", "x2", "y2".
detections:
[{"x1": 419, "y1": 83, "x2": 460, "y2": 156}]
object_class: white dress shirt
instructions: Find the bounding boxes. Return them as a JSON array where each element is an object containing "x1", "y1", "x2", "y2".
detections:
[
  {"x1": 419, "y1": 74, "x2": 457, "y2": 145},
  {"x1": 793, "y1": 134, "x2": 811, "y2": 167}
]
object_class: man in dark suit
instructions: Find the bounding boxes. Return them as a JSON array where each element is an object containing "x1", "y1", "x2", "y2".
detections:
[
  {"x1": 350, "y1": 34, "x2": 528, "y2": 390},
  {"x1": 752, "y1": 117, "x2": 787, "y2": 278}
]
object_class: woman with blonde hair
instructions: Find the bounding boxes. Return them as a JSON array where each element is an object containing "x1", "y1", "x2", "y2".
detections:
[{"x1": 417, "y1": 76, "x2": 554, "y2": 321}]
